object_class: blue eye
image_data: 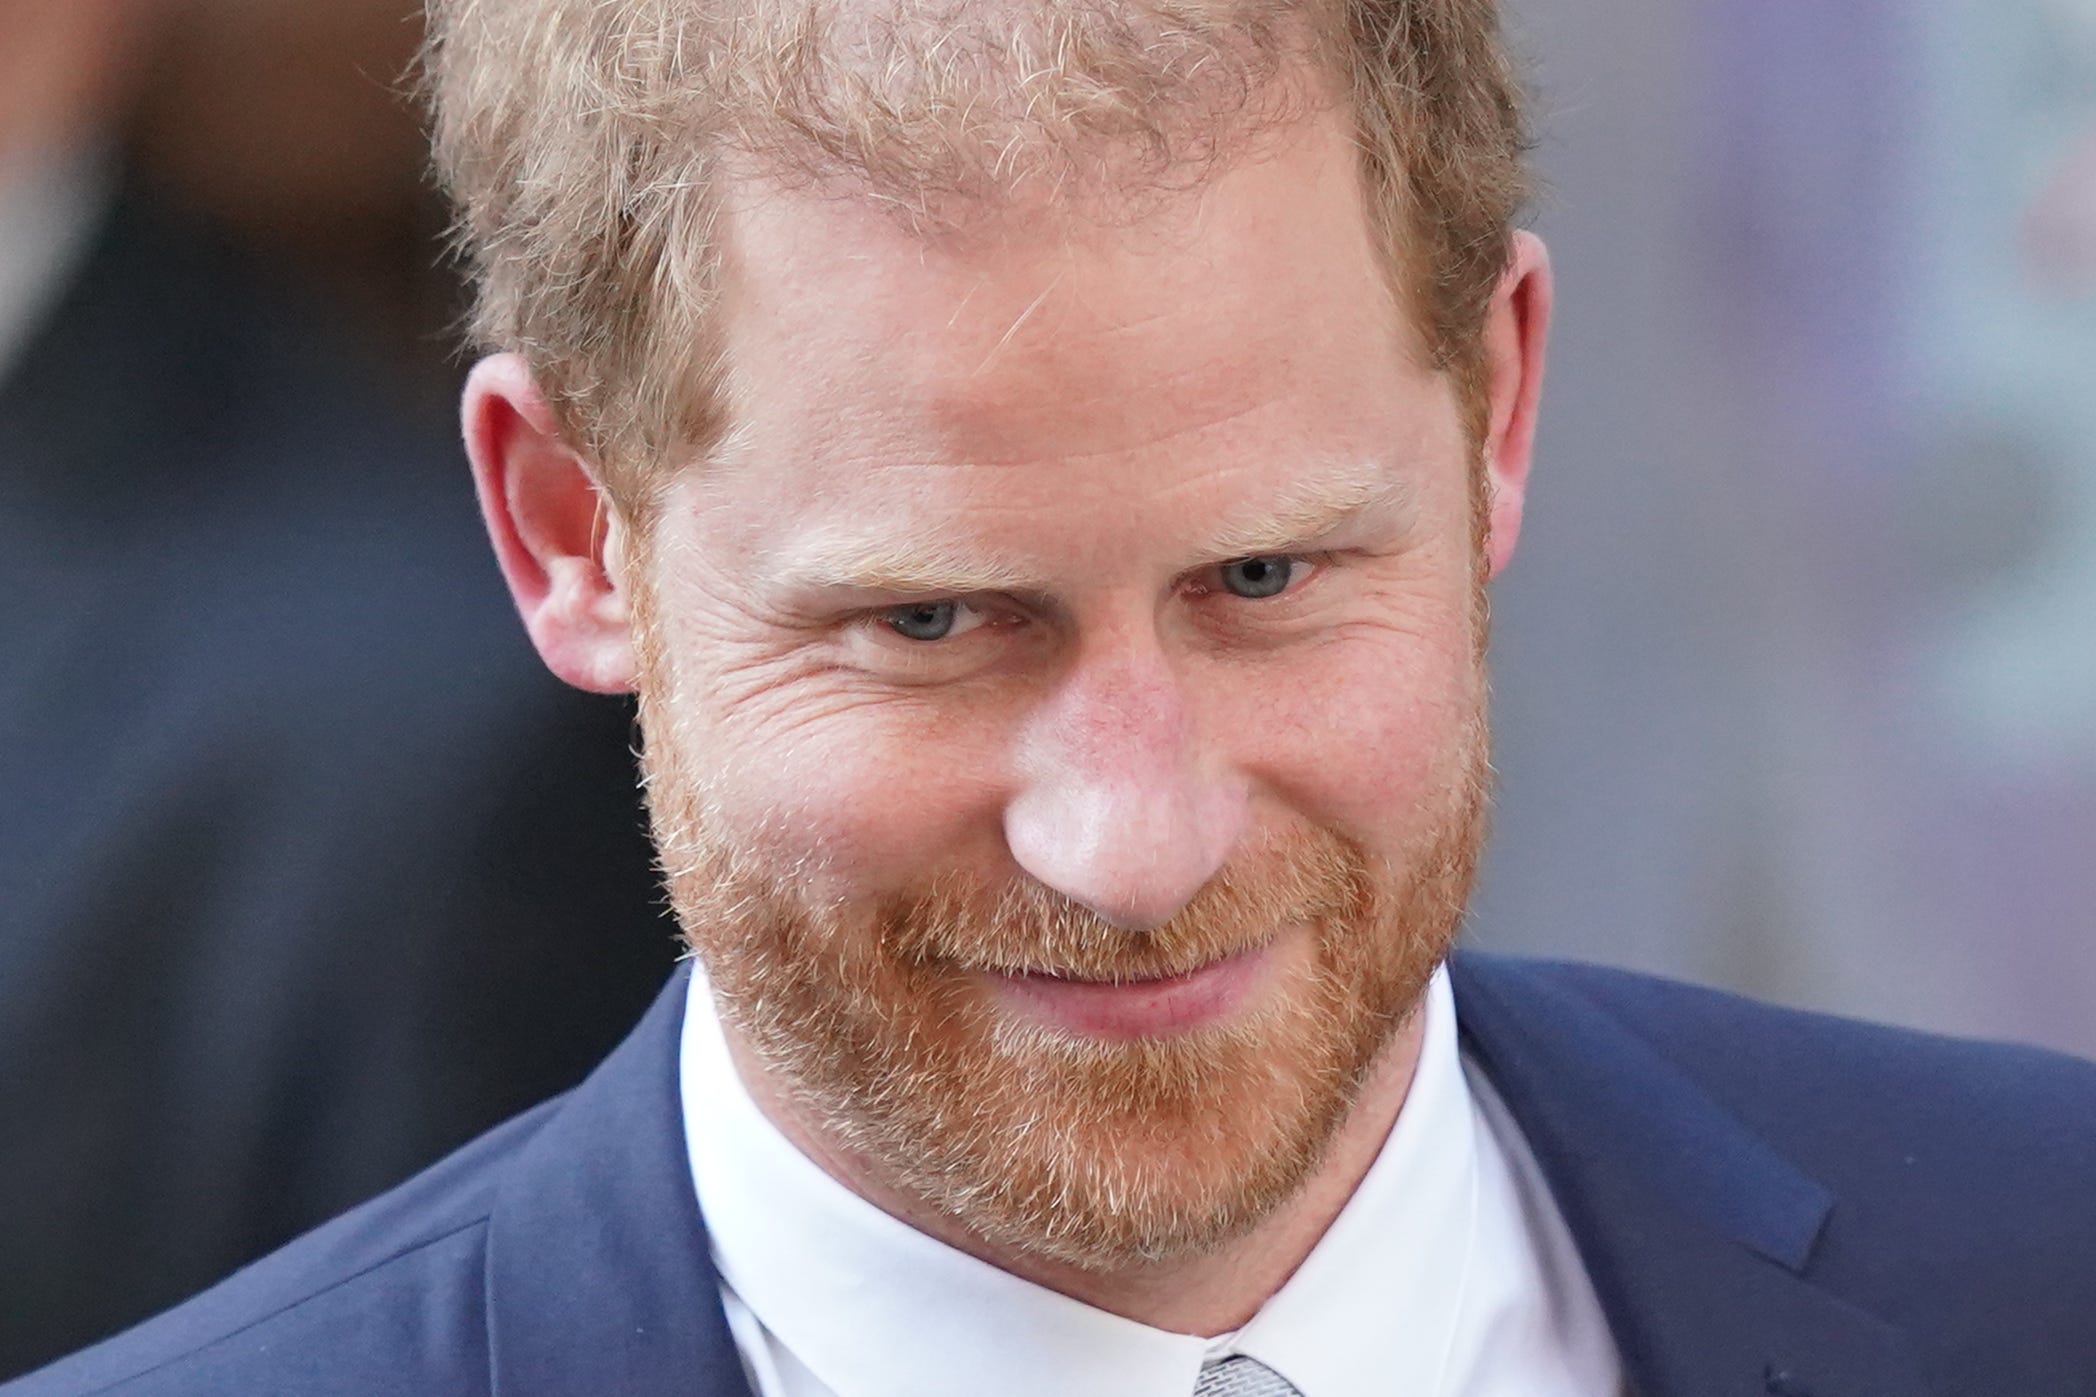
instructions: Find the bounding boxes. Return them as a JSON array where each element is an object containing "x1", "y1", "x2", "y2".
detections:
[
  {"x1": 1218, "y1": 556, "x2": 1296, "y2": 599},
  {"x1": 884, "y1": 601, "x2": 959, "y2": 640}
]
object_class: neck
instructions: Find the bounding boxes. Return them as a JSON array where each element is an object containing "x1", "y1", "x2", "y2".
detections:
[{"x1": 725, "y1": 1011, "x2": 1428, "y2": 1336}]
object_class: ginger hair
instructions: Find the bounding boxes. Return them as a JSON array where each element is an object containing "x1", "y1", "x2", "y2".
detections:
[{"x1": 423, "y1": 0, "x2": 1530, "y2": 518}]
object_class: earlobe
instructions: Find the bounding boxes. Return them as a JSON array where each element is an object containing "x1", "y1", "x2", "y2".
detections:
[
  {"x1": 1479, "y1": 231, "x2": 1553, "y2": 579},
  {"x1": 462, "y1": 354, "x2": 639, "y2": 694}
]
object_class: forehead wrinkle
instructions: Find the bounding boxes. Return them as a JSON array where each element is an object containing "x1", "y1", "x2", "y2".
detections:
[{"x1": 1200, "y1": 459, "x2": 1418, "y2": 559}]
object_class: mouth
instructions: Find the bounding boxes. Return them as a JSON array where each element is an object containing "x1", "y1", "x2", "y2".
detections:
[{"x1": 970, "y1": 940, "x2": 1282, "y2": 1040}]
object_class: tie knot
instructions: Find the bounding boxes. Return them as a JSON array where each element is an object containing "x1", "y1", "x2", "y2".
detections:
[{"x1": 1193, "y1": 1354, "x2": 1304, "y2": 1397}]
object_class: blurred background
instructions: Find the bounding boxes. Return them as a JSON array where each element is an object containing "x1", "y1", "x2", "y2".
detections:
[
  {"x1": 0, "y1": 0, "x2": 2089, "y2": 1377},
  {"x1": 1, "y1": 0, "x2": 671, "y2": 1377},
  {"x1": 1476, "y1": 0, "x2": 2096, "y2": 1060}
]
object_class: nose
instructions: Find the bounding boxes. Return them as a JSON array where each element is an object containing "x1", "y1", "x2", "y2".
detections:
[{"x1": 1002, "y1": 649, "x2": 1248, "y2": 930}]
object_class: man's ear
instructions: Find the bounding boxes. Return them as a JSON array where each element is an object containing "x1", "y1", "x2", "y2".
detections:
[
  {"x1": 1478, "y1": 230, "x2": 1553, "y2": 579},
  {"x1": 462, "y1": 354, "x2": 639, "y2": 694}
]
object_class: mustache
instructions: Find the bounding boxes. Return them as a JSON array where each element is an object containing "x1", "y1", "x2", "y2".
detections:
[{"x1": 879, "y1": 827, "x2": 1375, "y2": 982}]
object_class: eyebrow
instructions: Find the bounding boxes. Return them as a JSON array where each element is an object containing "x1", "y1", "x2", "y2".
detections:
[
  {"x1": 1203, "y1": 462, "x2": 1419, "y2": 560},
  {"x1": 781, "y1": 534, "x2": 1043, "y2": 597},
  {"x1": 776, "y1": 460, "x2": 1418, "y2": 598}
]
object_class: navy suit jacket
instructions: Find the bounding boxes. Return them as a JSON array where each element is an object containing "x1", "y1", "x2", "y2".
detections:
[{"x1": 8, "y1": 955, "x2": 2095, "y2": 1397}]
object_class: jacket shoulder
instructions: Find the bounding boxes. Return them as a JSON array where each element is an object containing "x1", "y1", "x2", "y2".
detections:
[
  {"x1": 1483, "y1": 956, "x2": 2096, "y2": 1150},
  {"x1": 1458, "y1": 954, "x2": 2096, "y2": 1384},
  {"x1": 3, "y1": 1100, "x2": 562, "y2": 1396}
]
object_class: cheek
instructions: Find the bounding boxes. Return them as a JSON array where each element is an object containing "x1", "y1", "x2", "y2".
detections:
[
  {"x1": 642, "y1": 575, "x2": 1016, "y2": 902},
  {"x1": 700, "y1": 692, "x2": 1016, "y2": 903},
  {"x1": 1224, "y1": 622, "x2": 1483, "y2": 842}
]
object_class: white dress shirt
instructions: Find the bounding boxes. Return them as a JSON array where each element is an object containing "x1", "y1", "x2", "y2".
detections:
[
  {"x1": 681, "y1": 963, "x2": 1623, "y2": 1397},
  {"x1": 0, "y1": 146, "x2": 107, "y2": 386}
]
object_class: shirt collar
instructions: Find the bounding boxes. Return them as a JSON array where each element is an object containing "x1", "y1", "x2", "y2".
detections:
[
  {"x1": 680, "y1": 963, "x2": 1479, "y2": 1397},
  {"x1": 1227, "y1": 966, "x2": 1477, "y2": 1395}
]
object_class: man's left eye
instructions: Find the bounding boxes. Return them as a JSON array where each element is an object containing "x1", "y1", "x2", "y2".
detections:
[{"x1": 1217, "y1": 556, "x2": 1300, "y2": 599}]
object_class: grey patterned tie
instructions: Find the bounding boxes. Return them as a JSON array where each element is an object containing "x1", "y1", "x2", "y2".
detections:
[{"x1": 1192, "y1": 1355, "x2": 1304, "y2": 1397}]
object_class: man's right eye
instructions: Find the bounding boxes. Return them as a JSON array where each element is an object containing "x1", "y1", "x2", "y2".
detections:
[{"x1": 882, "y1": 600, "x2": 963, "y2": 641}]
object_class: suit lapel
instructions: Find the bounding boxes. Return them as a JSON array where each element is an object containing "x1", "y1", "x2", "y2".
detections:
[
  {"x1": 482, "y1": 951, "x2": 1942, "y2": 1397},
  {"x1": 484, "y1": 963, "x2": 754, "y2": 1397},
  {"x1": 1450, "y1": 955, "x2": 1935, "y2": 1397}
]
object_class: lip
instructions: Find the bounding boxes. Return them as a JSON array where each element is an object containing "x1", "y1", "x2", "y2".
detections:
[{"x1": 974, "y1": 942, "x2": 1278, "y2": 1040}]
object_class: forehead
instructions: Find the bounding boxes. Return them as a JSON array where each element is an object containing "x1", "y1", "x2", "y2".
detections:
[{"x1": 685, "y1": 105, "x2": 1458, "y2": 569}]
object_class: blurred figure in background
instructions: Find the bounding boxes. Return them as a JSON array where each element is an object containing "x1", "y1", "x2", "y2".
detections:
[{"x1": 0, "y1": 0, "x2": 673, "y2": 1377}]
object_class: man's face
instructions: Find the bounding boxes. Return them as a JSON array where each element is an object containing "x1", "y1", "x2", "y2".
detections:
[{"x1": 633, "y1": 109, "x2": 1496, "y2": 1268}]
